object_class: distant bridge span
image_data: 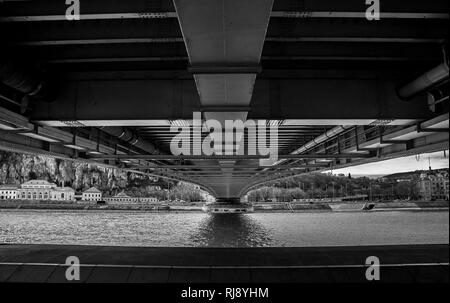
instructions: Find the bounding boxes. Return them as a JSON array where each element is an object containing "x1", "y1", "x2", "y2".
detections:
[{"x1": 0, "y1": 0, "x2": 448, "y2": 201}]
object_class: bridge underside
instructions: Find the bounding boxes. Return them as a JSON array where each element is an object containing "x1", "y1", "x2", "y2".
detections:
[{"x1": 0, "y1": 0, "x2": 448, "y2": 200}]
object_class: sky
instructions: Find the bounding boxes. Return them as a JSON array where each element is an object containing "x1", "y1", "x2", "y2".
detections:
[{"x1": 329, "y1": 150, "x2": 449, "y2": 177}]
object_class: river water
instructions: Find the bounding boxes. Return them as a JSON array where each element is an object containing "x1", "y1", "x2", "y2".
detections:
[{"x1": 0, "y1": 210, "x2": 448, "y2": 247}]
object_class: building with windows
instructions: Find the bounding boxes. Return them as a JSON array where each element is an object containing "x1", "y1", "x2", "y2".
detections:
[
  {"x1": 104, "y1": 191, "x2": 158, "y2": 204},
  {"x1": 51, "y1": 187, "x2": 75, "y2": 201},
  {"x1": 17, "y1": 180, "x2": 57, "y2": 201},
  {"x1": 1, "y1": 180, "x2": 162, "y2": 204},
  {"x1": 14, "y1": 180, "x2": 75, "y2": 201},
  {"x1": 417, "y1": 172, "x2": 449, "y2": 201},
  {"x1": 104, "y1": 192, "x2": 136, "y2": 204},
  {"x1": 430, "y1": 173, "x2": 449, "y2": 200},
  {"x1": 139, "y1": 197, "x2": 159, "y2": 203},
  {"x1": 0, "y1": 185, "x2": 18, "y2": 200},
  {"x1": 82, "y1": 187, "x2": 102, "y2": 202}
]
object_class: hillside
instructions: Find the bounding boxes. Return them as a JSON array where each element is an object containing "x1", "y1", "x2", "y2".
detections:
[
  {"x1": 0, "y1": 151, "x2": 175, "y2": 197},
  {"x1": 382, "y1": 168, "x2": 449, "y2": 180}
]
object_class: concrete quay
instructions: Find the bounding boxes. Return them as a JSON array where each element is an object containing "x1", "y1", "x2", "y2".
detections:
[
  {"x1": 0, "y1": 244, "x2": 448, "y2": 283},
  {"x1": 0, "y1": 200, "x2": 447, "y2": 213}
]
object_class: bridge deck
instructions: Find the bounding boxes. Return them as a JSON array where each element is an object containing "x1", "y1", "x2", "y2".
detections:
[{"x1": 0, "y1": 244, "x2": 448, "y2": 283}]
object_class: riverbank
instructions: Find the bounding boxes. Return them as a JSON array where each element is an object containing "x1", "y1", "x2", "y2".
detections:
[
  {"x1": 0, "y1": 200, "x2": 448, "y2": 212},
  {"x1": 0, "y1": 200, "x2": 173, "y2": 211}
]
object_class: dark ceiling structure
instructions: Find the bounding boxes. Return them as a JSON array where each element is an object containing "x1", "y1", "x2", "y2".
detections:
[{"x1": 0, "y1": 0, "x2": 448, "y2": 200}]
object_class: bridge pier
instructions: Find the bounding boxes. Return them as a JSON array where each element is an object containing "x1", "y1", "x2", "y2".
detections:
[
  {"x1": 216, "y1": 198, "x2": 241, "y2": 204},
  {"x1": 202, "y1": 198, "x2": 254, "y2": 213}
]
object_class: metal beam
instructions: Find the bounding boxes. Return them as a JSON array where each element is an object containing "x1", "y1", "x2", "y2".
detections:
[
  {"x1": 46, "y1": 57, "x2": 189, "y2": 64},
  {"x1": 14, "y1": 37, "x2": 443, "y2": 46},
  {"x1": 31, "y1": 78, "x2": 431, "y2": 122},
  {"x1": 1, "y1": 11, "x2": 447, "y2": 23},
  {"x1": 261, "y1": 56, "x2": 435, "y2": 62},
  {"x1": 12, "y1": 38, "x2": 184, "y2": 46},
  {"x1": 89, "y1": 153, "x2": 370, "y2": 160},
  {"x1": 131, "y1": 164, "x2": 328, "y2": 169},
  {"x1": 0, "y1": 12, "x2": 178, "y2": 22},
  {"x1": 265, "y1": 37, "x2": 445, "y2": 43},
  {"x1": 270, "y1": 12, "x2": 449, "y2": 19}
]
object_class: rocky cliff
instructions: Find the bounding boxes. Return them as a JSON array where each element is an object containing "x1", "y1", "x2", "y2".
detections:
[{"x1": 0, "y1": 151, "x2": 174, "y2": 197}]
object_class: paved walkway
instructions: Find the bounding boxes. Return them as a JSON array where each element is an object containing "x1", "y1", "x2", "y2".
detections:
[{"x1": 0, "y1": 244, "x2": 448, "y2": 283}]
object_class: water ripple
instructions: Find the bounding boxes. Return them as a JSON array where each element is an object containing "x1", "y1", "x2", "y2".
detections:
[{"x1": 0, "y1": 210, "x2": 448, "y2": 247}]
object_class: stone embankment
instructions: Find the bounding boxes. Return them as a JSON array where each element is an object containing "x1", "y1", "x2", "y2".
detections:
[{"x1": 0, "y1": 200, "x2": 448, "y2": 212}]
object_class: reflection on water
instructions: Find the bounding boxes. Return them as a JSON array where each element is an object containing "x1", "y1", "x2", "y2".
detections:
[{"x1": 191, "y1": 214, "x2": 272, "y2": 247}]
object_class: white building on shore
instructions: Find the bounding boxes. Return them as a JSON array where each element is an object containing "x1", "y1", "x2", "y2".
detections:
[
  {"x1": 104, "y1": 191, "x2": 158, "y2": 204},
  {"x1": 51, "y1": 187, "x2": 75, "y2": 201},
  {"x1": 0, "y1": 185, "x2": 18, "y2": 200},
  {"x1": 0, "y1": 180, "x2": 159, "y2": 204},
  {"x1": 18, "y1": 180, "x2": 57, "y2": 201},
  {"x1": 82, "y1": 187, "x2": 102, "y2": 202},
  {"x1": 15, "y1": 180, "x2": 75, "y2": 201}
]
